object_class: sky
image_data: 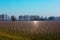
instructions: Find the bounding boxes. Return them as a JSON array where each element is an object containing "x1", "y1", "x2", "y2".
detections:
[{"x1": 0, "y1": 0, "x2": 60, "y2": 17}]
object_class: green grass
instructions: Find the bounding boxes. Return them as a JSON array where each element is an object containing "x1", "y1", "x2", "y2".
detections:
[
  {"x1": 0, "y1": 30, "x2": 60, "y2": 40},
  {"x1": 0, "y1": 28, "x2": 60, "y2": 40},
  {"x1": 0, "y1": 32, "x2": 29, "y2": 40}
]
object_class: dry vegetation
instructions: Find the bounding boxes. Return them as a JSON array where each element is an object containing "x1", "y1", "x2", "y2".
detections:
[{"x1": 0, "y1": 21, "x2": 60, "y2": 40}]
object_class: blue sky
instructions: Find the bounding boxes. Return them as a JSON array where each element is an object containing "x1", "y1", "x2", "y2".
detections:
[{"x1": 0, "y1": 0, "x2": 60, "y2": 17}]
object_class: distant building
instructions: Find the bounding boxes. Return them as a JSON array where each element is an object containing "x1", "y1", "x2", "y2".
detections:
[
  {"x1": 0, "y1": 14, "x2": 10, "y2": 21},
  {"x1": 23, "y1": 15, "x2": 30, "y2": 21},
  {"x1": 19, "y1": 15, "x2": 40, "y2": 21},
  {"x1": 44, "y1": 17, "x2": 47, "y2": 20},
  {"x1": 40, "y1": 16, "x2": 48, "y2": 20},
  {"x1": 19, "y1": 16, "x2": 23, "y2": 21},
  {"x1": 30, "y1": 15, "x2": 40, "y2": 21},
  {"x1": 19, "y1": 15, "x2": 30, "y2": 21},
  {"x1": 0, "y1": 15, "x2": 2, "y2": 21},
  {"x1": 54, "y1": 17, "x2": 60, "y2": 20}
]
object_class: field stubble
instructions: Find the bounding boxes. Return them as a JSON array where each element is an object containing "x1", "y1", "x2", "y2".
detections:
[{"x1": 0, "y1": 21, "x2": 60, "y2": 40}]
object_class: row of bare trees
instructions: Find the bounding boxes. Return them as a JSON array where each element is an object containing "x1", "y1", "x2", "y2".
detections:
[{"x1": 11, "y1": 16, "x2": 55, "y2": 21}]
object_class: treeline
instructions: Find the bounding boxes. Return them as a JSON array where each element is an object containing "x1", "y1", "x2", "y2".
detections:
[{"x1": 0, "y1": 14, "x2": 55, "y2": 21}]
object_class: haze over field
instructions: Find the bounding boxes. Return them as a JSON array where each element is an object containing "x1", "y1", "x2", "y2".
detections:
[{"x1": 0, "y1": 0, "x2": 60, "y2": 17}]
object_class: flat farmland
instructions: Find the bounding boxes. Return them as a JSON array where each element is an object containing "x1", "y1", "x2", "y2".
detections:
[{"x1": 0, "y1": 20, "x2": 60, "y2": 40}]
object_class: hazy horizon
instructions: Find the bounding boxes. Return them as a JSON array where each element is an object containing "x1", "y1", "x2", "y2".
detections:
[{"x1": 0, "y1": 0, "x2": 60, "y2": 17}]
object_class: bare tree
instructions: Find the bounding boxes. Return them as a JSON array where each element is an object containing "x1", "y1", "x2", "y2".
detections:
[
  {"x1": 48, "y1": 16, "x2": 55, "y2": 20},
  {"x1": 11, "y1": 16, "x2": 16, "y2": 21}
]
